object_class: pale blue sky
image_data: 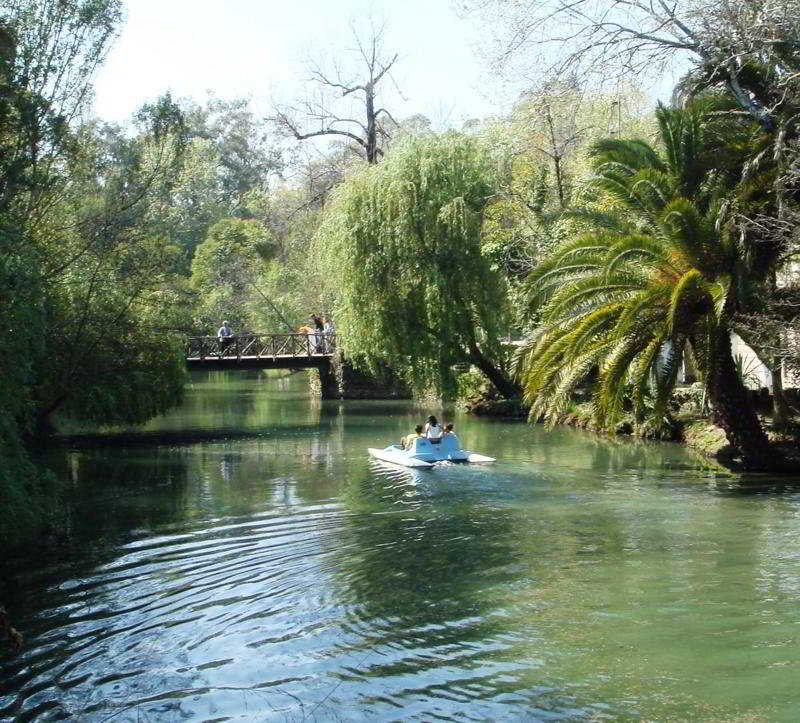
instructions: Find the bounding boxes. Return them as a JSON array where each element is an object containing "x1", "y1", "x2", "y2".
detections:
[{"x1": 92, "y1": 0, "x2": 502, "y2": 127}]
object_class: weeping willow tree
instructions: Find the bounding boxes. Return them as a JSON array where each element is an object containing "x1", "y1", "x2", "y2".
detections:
[{"x1": 316, "y1": 132, "x2": 520, "y2": 399}]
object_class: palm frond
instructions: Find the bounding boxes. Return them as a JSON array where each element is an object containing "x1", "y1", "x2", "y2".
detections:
[
  {"x1": 632, "y1": 332, "x2": 668, "y2": 423},
  {"x1": 668, "y1": 268, "x2": 712, "y2": 335},
  {"x1": 660, "y1": 198, "x2": 726, "y2": 276},
  {"x1": 563, "y1": 208, "x2": 632, "y2": 233},
  {"x1": 650, "y1": 335, "x2": 686, "y2": 426},
  {"x1": 595, "y1": 333, "x2": 650, "y2": 428},
  {"x1": 590, "y1": 137, "x2": 667, "y2": 175},
  {"x1": 604, "y1": 235, "x2": 670, "y2": 278}
]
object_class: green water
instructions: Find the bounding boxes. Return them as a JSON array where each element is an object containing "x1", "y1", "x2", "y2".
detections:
[{"x1": 2, "y1": 369, "x2": 800, "y2": 721}]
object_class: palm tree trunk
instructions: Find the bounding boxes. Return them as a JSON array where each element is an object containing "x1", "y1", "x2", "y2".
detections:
[{"x1": 706, "y1": 328, "x2": 775, "y2": 470}]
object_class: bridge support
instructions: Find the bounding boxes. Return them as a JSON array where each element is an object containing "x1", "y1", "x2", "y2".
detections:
[
  {"x1": 316, "y1": 360, "x2": 340, "y2": 400},
  {"x1": 311, "y1": 355, "x2": 410, "y2": 400}
]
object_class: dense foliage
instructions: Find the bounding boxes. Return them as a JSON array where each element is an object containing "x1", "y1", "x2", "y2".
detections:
[
  {"x1": 0, "y1": 1, "x2": 190, "y2": 542},
  {"x1": 190, "y1": 217, "x2": 279, "y2": 333},
  {"x1": 518, "y1": 102, "x2": 779, "y2": 468}
]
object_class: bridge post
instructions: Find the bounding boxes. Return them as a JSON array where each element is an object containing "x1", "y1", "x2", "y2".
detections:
[
  {"x1": 307, "y1": 359, "x2": 340, "y2": 399},
  {"x1": 317, "y1": 360, "x2": 340, "y2": 400}
]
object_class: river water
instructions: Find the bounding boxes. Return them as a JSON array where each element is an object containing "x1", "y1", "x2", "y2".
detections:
[{"x1": 2, "y1": 370, "x2": 800, "y2": 721}]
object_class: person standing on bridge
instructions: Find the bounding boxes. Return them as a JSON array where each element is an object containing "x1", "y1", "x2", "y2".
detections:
[
  {"x1": 323, "y1": 314, "x2": 335, "y2": 353},
  {"x1": 218, "y1": 321, "x2": 234, "y2": 353},
  {"x1": 310, "y1": 314, "x2": 324, "y2": 353}
]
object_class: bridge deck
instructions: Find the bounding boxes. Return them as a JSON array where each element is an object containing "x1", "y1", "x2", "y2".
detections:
[
  {"x1": 186, "y1": 332, "x2": 336, "y2": 370},
  {"x1": 187, "y1": 354, "x2": 333, "y2": 370}
]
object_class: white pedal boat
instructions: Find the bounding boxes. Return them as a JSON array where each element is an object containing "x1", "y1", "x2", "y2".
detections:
[{"x1": 368, "y1": 435, "x2": 495, "y2": 468}]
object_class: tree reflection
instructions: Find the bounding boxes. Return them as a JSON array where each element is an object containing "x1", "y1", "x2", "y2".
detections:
[{"x1": 331, "y1": 471, "x2": 521, "y2": 677}]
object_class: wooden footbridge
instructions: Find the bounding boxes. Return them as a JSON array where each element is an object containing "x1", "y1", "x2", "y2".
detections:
[
  {"x1": 185, "y1": 331, "x2": 403, "y2": 400},
  {"x1": 186, "y1": 333, "x2": 336, "y2": 370}
]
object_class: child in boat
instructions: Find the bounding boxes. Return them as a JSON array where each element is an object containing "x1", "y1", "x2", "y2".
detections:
[
  {"x1": 424, "y1": 415, "x2": 443, "y2": 443},
  {"x1": 402, "y1": 425, "x2": 424, "y2": 449}
]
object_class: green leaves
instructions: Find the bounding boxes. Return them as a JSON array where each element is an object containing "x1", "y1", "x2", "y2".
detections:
[
  {"x1": 517, "y1": 101, "x2": 755, "y2": 433},
  {"x1": 668, "y1": 269, "x2": 713, "y2": 335}
]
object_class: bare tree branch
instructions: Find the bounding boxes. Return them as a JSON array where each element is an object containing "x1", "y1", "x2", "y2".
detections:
[
  {"x1": 268, "y1": 23, "x2": 401, "y2": 164},
  {"x1": 459, "y1": 0, "x2": 800, "y2": 128}
]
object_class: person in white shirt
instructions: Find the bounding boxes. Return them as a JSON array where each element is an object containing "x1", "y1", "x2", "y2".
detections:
[
  {"x1": 424, "y1": 415, "x2": 443, "y2": 444},
  {"x1": 217, "y1": 321, "x2": 234, "y2": 351}
]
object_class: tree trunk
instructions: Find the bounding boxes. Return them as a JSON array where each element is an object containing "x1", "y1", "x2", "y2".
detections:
[
  {"x1": 706, "y1": 327, "x2": 775, "y2": 470},
  {"x1": 467, "y1": 341, "x2": 522, "y2": 399},
  {"x1": 365, "y1": 84, "x2": 378, "y2": 164},
  {"x1": 552, "y1": 154, "x2": 565, "y2": 209},
  {"x1": 32, "y1": 394, "x2": 66, "y2": 440}
]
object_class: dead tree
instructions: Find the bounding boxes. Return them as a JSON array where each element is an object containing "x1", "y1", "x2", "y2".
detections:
[
  {"x1": 269, "y1": 24, "x2": 400, "y2": 165},
  {"x1": 459, "y1": 0, "x2": 800, "y2": 130}
]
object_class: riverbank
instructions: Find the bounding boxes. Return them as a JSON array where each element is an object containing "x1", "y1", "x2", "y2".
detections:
[{"x1": 464, "y1": 389, "x2": 800, "y2": 474}]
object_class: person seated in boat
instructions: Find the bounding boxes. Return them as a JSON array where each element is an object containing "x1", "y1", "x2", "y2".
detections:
[
  {"x1": 424, "y1": 415, "x2": 443, "y2": 444},
  {"x1": 442, "y1": 423, "x2": 460, "y2": 446},
  {"x1": 402, "y1": 424, "x2": 424, "y2": 450}
]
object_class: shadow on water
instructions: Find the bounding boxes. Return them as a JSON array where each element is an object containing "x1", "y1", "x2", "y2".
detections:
[
  {"x1": 2, "y1": 449, "x2": 193, "y2": 599},
  {"x1": 58, "y1": 422, "x2": 337, "y2": 448}
]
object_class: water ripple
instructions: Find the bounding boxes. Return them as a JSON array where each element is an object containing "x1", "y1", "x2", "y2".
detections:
[{"x1": 0, "y1": 490, "x2": 546, "y2": 722}]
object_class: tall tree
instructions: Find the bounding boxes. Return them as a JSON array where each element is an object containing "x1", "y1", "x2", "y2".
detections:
[
  {"x1": 464, "y1": 0, "x2": 800, "y2": 426},
  {"x1": 137, "y1": 96, "x2": 285, "y2": 267},
  {"x1": 32, "y1": 95, "x2": 191, "y2": 431},
  {"x1": 479, "y1": 83, "x2": 654, "y2": 332},
  {"x1": 317, "y1": 132, "x2": 520, "y2": 399},
  {"x1": 460, "y1": 0, "x2": 800, "y2": 128},
  {"x1": 184, "y1": 97, "x2": 282, "y2": 209},
  {"x1": 189, "y1": 217, "x2": 291, "y2": 334},
  {"x1": 269, "y1": 22, "x2": 400, "y2": 165},
  {"x1": 0, "y1": 0, "x2": 126, "y2": 543}
]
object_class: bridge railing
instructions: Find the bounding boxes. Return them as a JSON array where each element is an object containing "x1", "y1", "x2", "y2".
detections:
[{"x1": 186, "y1": 333, "x2": 337, "y2": 360}]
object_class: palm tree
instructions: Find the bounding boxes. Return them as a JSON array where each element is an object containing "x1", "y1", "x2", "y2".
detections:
[{"x1": 518, "y1": 102, "x2": 779, "y2": 470}]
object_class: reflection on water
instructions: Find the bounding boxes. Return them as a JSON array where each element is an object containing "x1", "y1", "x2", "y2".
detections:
[{"x1": 2, "y1": 370, "x2": 800, "y2": 720}]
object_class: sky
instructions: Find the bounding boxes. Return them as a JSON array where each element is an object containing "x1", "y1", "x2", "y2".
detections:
[{"x1": 92, "y1": 0, "x2": 502, "y2": 128}]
